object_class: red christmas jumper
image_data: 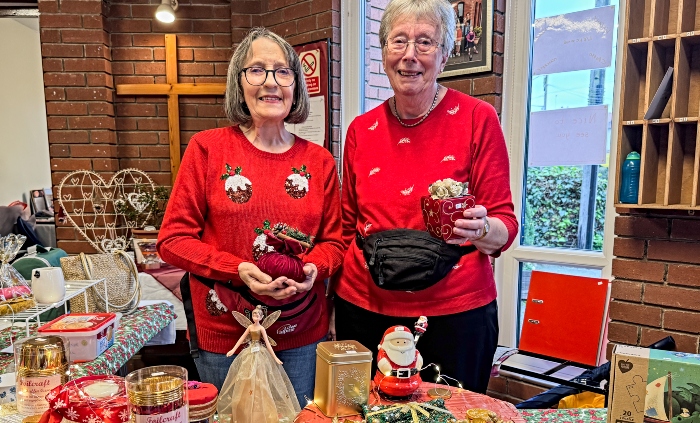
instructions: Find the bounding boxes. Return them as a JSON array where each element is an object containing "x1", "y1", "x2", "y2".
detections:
[
  {"x1": 334, "y1": 88, "x2": 519, "y2": 317},
  {"x1": 157, "y1": 126, "x2": 344, "y2": 353}
]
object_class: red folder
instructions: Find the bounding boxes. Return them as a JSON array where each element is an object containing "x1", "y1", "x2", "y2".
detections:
[{"x1": 519, "y1": 271, "x2": 610, "y2": 366}]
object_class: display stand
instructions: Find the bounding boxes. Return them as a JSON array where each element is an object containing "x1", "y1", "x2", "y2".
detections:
[
  {"x1": 0, "y1": 279, "x2": 108, "y2": 337},
  {"x1": 615, "y1": 0, "x2": 700, "y2": 209}
]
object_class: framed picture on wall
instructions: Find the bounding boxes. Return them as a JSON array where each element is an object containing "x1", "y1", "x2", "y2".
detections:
[
  {"x1": 439, "y1": 0, "x2": 493, "y2": 78},
  {"x1": 29, "y1": 189, "x2": 48, "y2": 214}
]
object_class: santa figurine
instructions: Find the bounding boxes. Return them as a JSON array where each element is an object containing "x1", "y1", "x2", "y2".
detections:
[
  {"x1": 414, "y1": 316, "x2": 428, "y2": 342},
  {"x1": 374, "y1": 325, "x2": 423, "y2": 398}
]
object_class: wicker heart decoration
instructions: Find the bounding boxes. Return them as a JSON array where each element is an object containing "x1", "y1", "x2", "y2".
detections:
[{"x1": 57, "y1": 169, "x2": 156, "y2": 253}]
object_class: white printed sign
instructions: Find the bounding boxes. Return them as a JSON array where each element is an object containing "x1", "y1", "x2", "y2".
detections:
[
  {"x1": 285, "y1": 96, "x2": 326, "y2": 147},
  {"x1": 533, "y1": 6, "x2": 616, "y2": 75},
  {"x1": 528, "y1": 105, "x2": 608, "y2": 167}
]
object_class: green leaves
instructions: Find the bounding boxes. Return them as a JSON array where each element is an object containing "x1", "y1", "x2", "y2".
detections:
[
  {"x1": 523, "y1": 166, "x2": 607, "y2": 250},
  {"x1": 292, "y1": 165, "x2": 312, "y2": 179}
]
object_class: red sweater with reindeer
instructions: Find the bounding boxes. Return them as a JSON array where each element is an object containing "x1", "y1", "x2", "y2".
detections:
[
  {"x1": 333, "y1": 88, "x2": 518, "y2": 317},
  {"x1": 157, "y1": 126, "x2": 344, "y2": 353}
]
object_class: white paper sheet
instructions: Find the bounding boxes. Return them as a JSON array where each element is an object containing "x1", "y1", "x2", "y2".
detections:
[
  {"x1": 533, "y1": 6, "x2": 616, "y2": 75},
  {"x1": 528, "y1": 105, "x2": 608, "y2": 167},
  {"x1": 285, "y1": 96, "x2": 326, "y2": 147}
]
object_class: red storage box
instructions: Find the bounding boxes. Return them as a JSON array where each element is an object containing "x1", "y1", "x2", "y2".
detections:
[{"x1": 421, "y1": 195, "x2": 476, "y2": 241}]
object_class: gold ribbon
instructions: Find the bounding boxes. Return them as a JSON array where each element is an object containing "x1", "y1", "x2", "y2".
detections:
[{"x1": 365, "y1": 401, "x2": 452, "y2": 423}]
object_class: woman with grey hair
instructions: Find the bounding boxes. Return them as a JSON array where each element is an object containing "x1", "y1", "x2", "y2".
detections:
[
  {"x1": 158, "y1": 27, "x2": 344, "y2": 405},
  {"x1": 332, "y1": 0, "x2": 517, "y2": 394}
]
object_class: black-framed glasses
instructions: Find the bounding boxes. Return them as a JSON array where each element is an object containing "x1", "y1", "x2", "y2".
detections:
[
  {"x1": 240, "y1": 66, "x2": 296, "y2": 87},
  {"x1": 386, "y1": 37, "x2": 442, "y2": 55}
]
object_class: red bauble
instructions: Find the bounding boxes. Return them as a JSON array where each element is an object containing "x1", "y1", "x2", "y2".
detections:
[{"x1": 257, "y1": 252, "x2": 305, "y2": 281}]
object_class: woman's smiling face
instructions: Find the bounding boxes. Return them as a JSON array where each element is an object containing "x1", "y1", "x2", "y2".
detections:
[
  {"x1": 382, "y1": 15, "x2": 447, "y2": 97},
  {"x1": 241, "y1": 37, "x2": 295, "y2": 124}
]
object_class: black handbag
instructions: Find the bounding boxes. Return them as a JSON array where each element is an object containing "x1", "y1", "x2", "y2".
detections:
[{"x1": 356, "y1": 229, "x2": 476, "y2": 291}]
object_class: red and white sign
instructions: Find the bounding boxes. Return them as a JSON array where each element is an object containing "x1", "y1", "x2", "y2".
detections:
[{"x1": 300, "y1": 49, "x2": 321, "y2": 95}]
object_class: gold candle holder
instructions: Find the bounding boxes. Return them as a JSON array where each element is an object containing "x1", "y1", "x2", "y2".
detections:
[{"x1": 14, "y1": 336, "x2": 70, "y2": 416}]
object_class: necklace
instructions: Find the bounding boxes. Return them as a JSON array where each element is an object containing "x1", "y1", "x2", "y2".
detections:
[{"x1": 391, "y1": 85, "x2": 442, "y2": 127}]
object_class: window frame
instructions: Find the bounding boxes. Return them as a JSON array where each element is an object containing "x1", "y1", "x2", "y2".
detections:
[
  {"x1": 341, "y1": 0, "x2": 365, "y2": 141},
  {"x1": 496, "y1": 0, "x2": 626, "y2": 347}
]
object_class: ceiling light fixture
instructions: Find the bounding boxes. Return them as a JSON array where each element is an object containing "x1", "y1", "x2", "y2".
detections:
[{"x1": 155, "y1": 0, "x2": 178, "y2": 23}]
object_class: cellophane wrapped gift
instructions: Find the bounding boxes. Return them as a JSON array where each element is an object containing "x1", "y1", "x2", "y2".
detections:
[
  {"x1": 421, "y1": 179, "x2": 475, "y2": 242},
  {"x1": 0, "y1": 234, "x2": 35, "y2": 316},
  {"x1": 362, "y1": 399, "x2": 454, "y2": 423}
]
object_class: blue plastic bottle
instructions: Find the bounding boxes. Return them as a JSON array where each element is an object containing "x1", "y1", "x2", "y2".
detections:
[{"x1": 619, "y1": 151, "x2": 641, "y2": 203}]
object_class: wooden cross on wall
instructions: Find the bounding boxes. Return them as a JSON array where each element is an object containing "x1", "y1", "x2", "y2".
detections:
[{"x1": 116, "y1": 34, "x2": 226, "y2": 185}]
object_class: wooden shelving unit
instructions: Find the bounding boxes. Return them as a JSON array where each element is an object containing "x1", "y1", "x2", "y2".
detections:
[{"x1": 615, "y1": 0, "x2": 700, "y2": 209}]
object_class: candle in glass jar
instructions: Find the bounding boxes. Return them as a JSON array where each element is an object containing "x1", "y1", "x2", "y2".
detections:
[
  {"x1": 126, "y1": 366, "x2": 189, "y2": 423},
  {"x1": 14, "y1": 336, "x2": 70, "y2": 416}
]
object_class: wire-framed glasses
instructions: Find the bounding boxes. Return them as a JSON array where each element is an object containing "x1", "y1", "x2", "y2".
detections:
[
  {"x1": 240, "y1": 67, "x2": 296, "y2": 87},
  {"x1": 386, "y1": 36, "x2": 442, "y2": 55}
]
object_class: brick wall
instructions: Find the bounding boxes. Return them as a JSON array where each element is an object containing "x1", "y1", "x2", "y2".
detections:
[
  {"x1": 364, "y1": 0, "x2": 505, "y2": 114},
  {"x1": 260, "y1": 0, "x2": 342, "y2": 160},
  {"x1": 40, "y1": 0, "x2": 340, "y2": 252},
  {"x1": 608, "y1": 210, "x2": 700, "y2": 354}
]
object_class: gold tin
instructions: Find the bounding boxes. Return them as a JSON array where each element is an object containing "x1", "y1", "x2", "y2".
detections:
[{"x1": 313, "y1": 341, "x2": 372, "y2": 417}]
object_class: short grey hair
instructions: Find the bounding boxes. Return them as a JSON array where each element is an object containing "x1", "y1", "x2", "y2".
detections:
[
  {"x1": 379, "y1": 0, "x2": 456, "y2": 57},
  {"x1": 225, "y1": 27, "x2": 310, "y2": 125}
]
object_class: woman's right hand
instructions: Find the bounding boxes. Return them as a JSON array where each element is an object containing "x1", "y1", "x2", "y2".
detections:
[{"x1": 238, "y1": 262, "x2": 298, "y2": 300}]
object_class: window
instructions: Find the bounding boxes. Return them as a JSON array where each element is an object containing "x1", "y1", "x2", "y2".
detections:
[{"x1": 497, "y1": 0, "x2": 622, "y2": 347}]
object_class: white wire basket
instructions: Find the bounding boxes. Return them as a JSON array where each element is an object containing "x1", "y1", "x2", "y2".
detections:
[{"x1": 0, "y1": 279, "x2": 108, "y2": 337}]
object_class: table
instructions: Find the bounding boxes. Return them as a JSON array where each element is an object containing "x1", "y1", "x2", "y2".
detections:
[
  {"x1": 0, "y1": 303, "x2": 176, "y2": 377},
  {"x1": 296, "y1": 382, "x2": 525, "y2": 422},
  {"x1": 520, "y1": 408, "x2": 607, "y2": 423}
]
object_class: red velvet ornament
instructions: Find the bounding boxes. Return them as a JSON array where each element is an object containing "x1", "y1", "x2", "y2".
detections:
[
  {"x1": 257, "y1": 252, "x2": 305, "y2": 281},
  {"x1": 256, "y1": 230, "x2": 307, "y2": 281}
]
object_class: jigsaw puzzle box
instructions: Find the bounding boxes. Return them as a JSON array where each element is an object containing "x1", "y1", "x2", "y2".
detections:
[{"x1": 608, "y1": 345, "x2": 700, "y2": 423}]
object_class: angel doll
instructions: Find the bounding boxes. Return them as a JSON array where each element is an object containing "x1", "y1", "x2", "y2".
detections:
[{"x1": 217, "y1": 305, "x2": 301, "y2": 423}]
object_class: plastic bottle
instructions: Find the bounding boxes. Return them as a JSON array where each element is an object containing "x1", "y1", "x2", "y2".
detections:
[{"x1": 619, "y1": 151, "x2": 641, "y2": 204}]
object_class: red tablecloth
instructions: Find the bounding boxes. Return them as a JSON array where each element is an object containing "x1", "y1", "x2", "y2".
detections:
[
  {"x1": 142, "y1": 265, "x2": 185, "y2": 301},
  {"x1": 295, "y1": 382, "x2": 524, "y2": 422}
]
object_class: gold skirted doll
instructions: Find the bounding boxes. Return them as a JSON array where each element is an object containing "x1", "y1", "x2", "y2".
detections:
[{"x1": 217, "y1": 305, "x2": 300, "y2": 423}]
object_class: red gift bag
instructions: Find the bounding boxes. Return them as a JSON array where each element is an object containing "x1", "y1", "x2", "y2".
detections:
[{"x1": 421, "y1": 195, "x2": 476, "y2": 241}]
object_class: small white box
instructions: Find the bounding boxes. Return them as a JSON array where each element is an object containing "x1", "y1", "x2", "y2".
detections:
[{"x1": 37, "y1": 313, "x2": 119, "y2": 362}]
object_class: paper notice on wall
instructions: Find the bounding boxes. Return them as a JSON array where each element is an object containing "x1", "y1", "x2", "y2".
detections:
[
  {"x1": 528, "y1": 105, "x2": 608, "y2": 167},
  {"x1": 285, "y1": 96, "x2": 326, "y2": 147},
  {"x1": 533, "y1": 6, "x2": 615, "y2": 75}
]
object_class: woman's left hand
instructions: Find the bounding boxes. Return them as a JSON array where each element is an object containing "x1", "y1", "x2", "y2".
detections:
[
  {"x1": 285, "y1": 263, "x2": 317, "y2": 293},
  {"x1": 448, "y1": 205, "x2": 488, "y2": 244}
]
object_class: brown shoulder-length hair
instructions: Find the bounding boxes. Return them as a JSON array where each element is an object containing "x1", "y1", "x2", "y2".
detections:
[{"x1": 225, "y1": 27, "x2": 310, "y2": 126}]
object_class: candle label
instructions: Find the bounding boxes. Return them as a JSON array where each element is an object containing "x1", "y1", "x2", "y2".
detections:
[
  {"x1": 17, "y1": 374, "x2": 63, "y2": 415},
  {"x1": 135, "y1": 405, "x2": 188, "y2": 423}
]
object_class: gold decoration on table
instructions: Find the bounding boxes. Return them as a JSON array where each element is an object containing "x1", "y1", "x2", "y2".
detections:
[
  {"x1": 427, "y1": 387, "x2": 452, "y2": 399},
  {"x1": 446, "y1": 408, "x2": 512, "y2": 423}
]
